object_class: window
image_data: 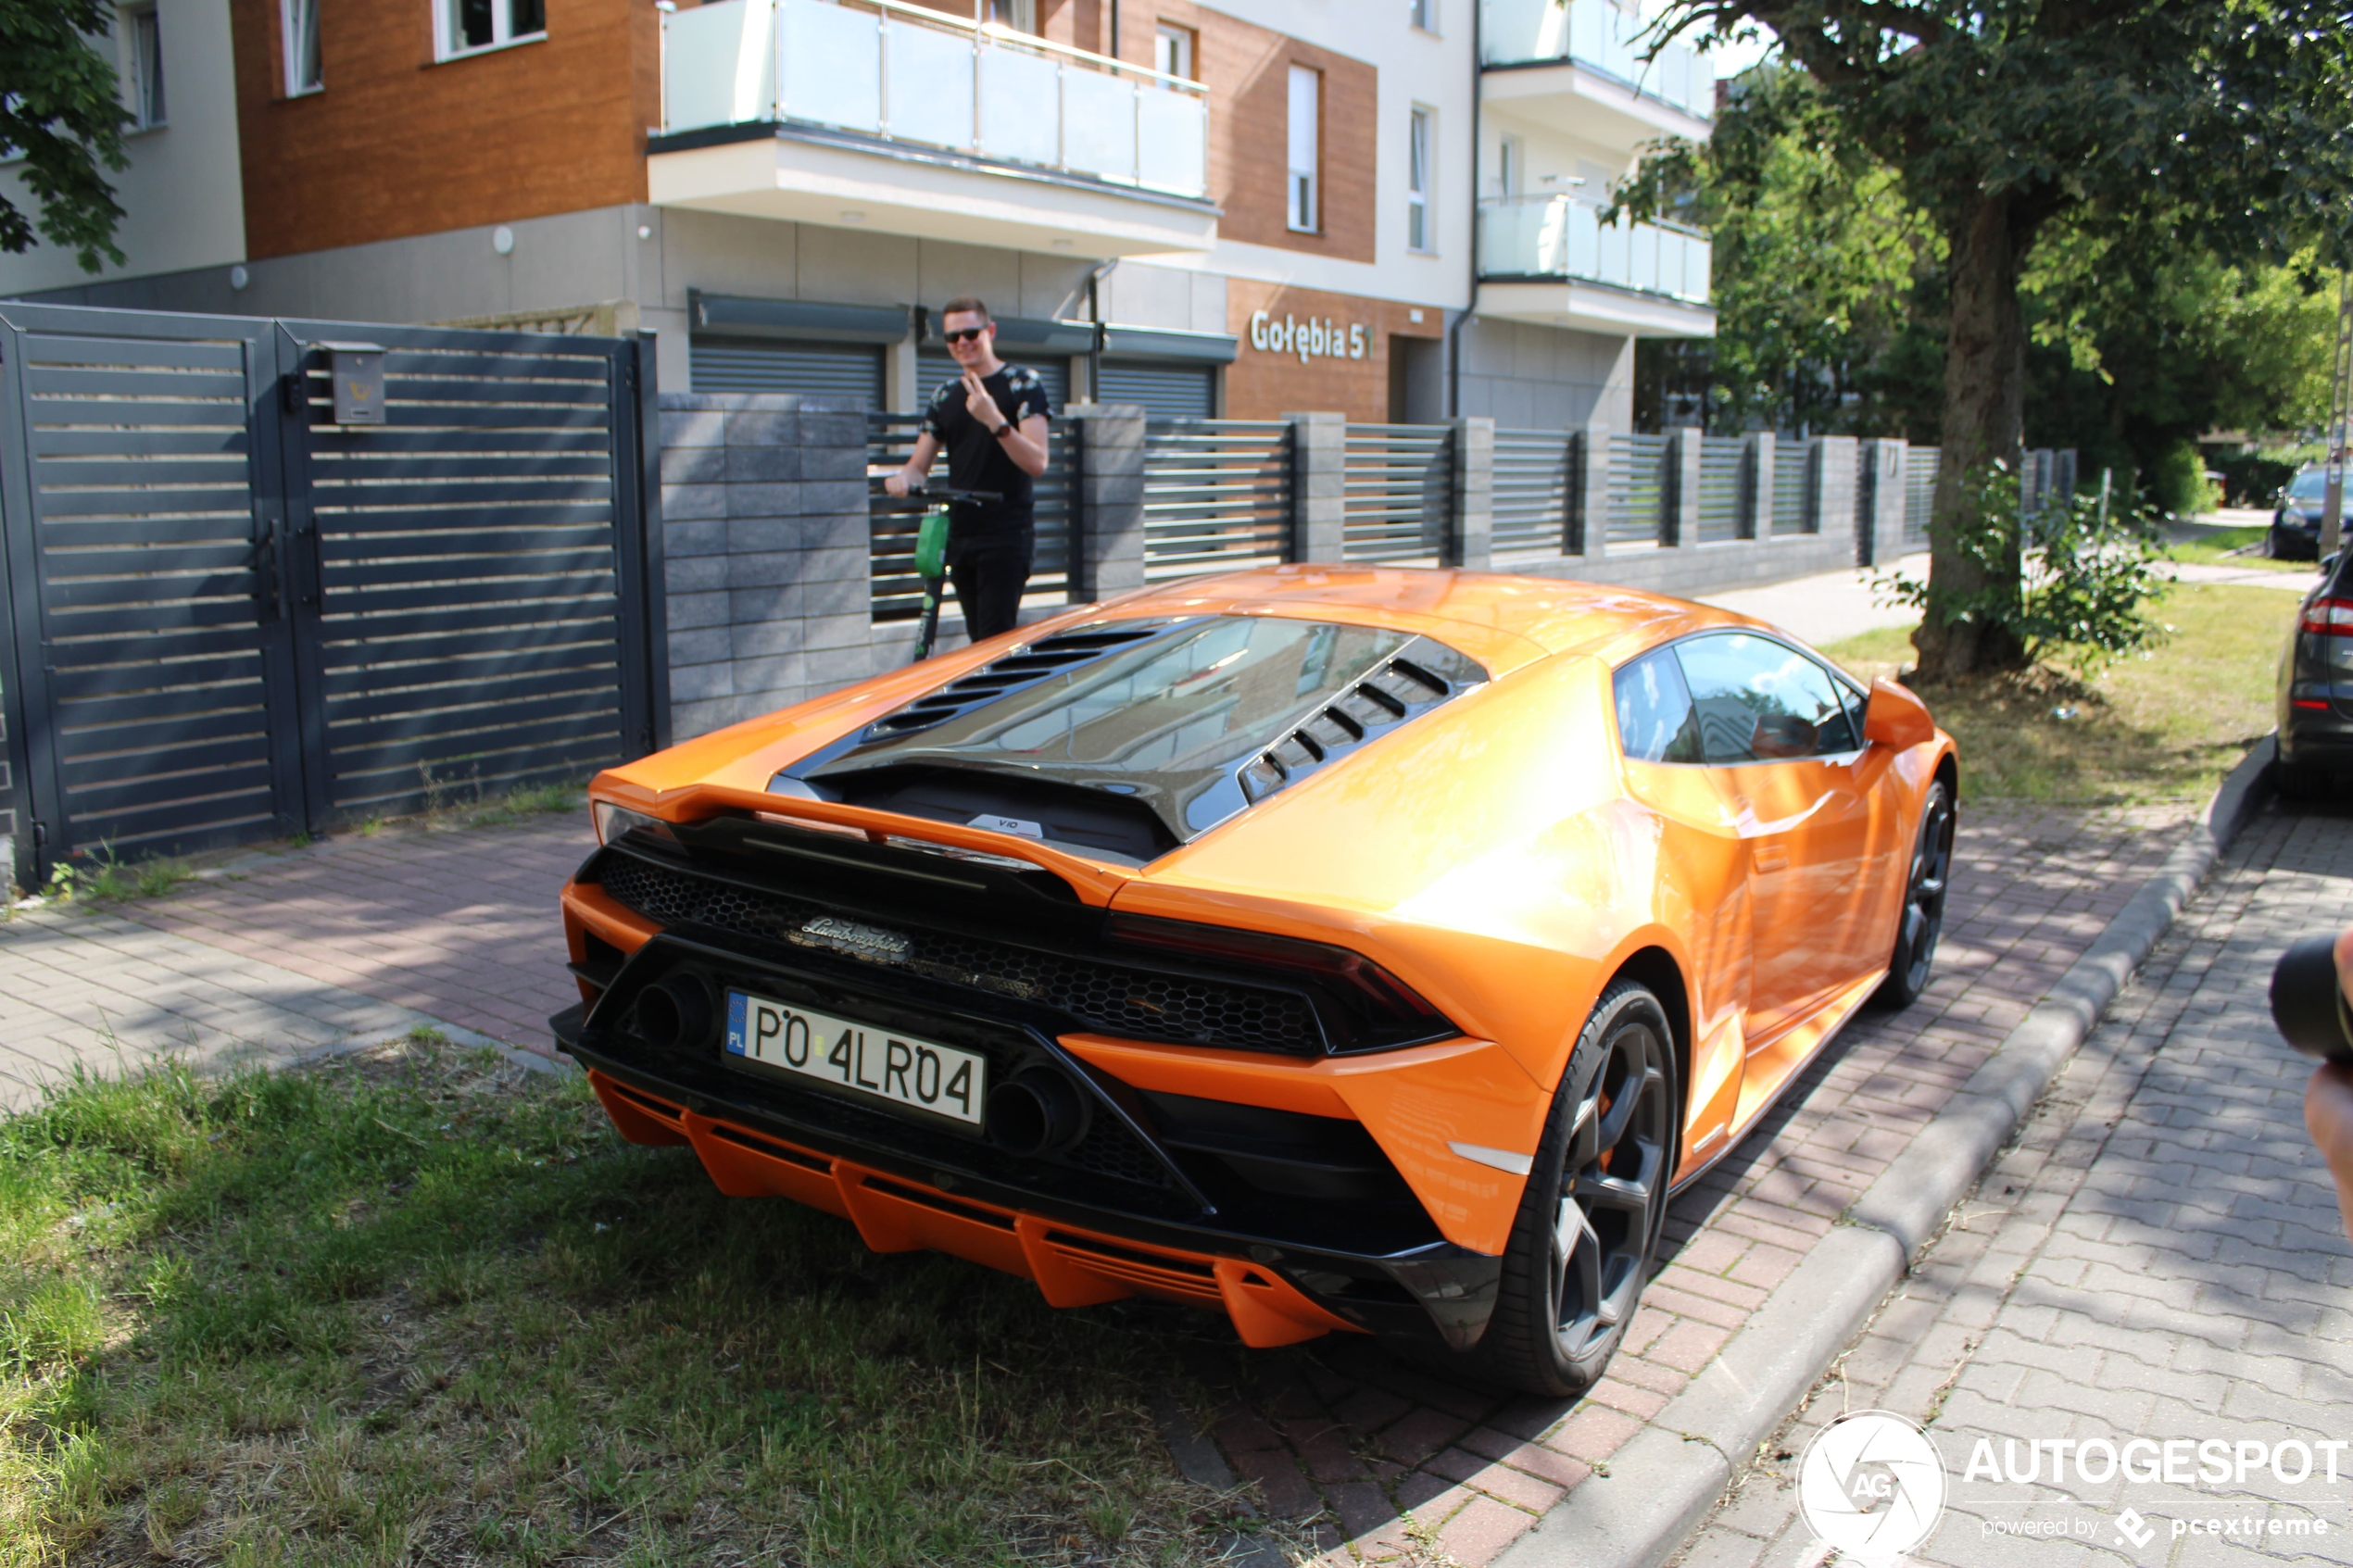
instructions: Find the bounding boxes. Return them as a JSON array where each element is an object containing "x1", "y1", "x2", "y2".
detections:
[
  {"x1": 1409, "y1": 0, "x2": 1440, "y2": 31},
  {"x1": 1496, "y1": 134, "x2": 1524, "y2": 199},
  {"x1": 1406, "y1": 107, "x2": 1433, "y2": 253},
  {"x1": 1613, "y1": 650, "x2": 1702, "y2": 764},
  {"x1": 282, "y1": 0, "x2": 321, "y2": 94},
  {"x1": 1287, "y1": 65, "x2": 1320, "y2": 233},
  {"x1": 1669, "y1": 634, "x2": 1860, "y2": 763},
  {"x1": 121, "y1": 4, "x2": 165, "y2": 128},
  {"x1": 985, "y1": 0, "x2": 1038, "y2": 31},
  {"x1": 1154, "y1": 23, "x2": 1195, "y2": 80},
  {"x1": 440, "y1": 0, "x2": 545, "y2": 57}
]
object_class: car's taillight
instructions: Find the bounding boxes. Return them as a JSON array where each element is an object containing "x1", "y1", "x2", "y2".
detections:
[
  {"x1": 1107, "y1": 912, "x2": 1456, "y2": 1054},
  {"x1": 2302, "y1": 597, "x2": 2353, "y2": 637}
]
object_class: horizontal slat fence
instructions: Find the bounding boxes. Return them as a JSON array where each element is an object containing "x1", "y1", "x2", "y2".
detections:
[
  {"x1": 1608, "y1": 433, "x2": 1669, "y2": 549},
  {"x1": 1774, "y1": 440, "x2": 1814, "y2": 533},
  {"x1": 292, "y1": 338, "x2": 630, "y2": 816},
  {"x1": 8, "y1": 329, "x2": 287, "y2": 857},
  {"x1": 1696, "y1": 436, "x2": 1748, "y2": 544},
  {"x1": 1492, "y1": 429, "x2": 1574, "y2": 558},
  {"x1": 1140, "y1": 419, "x2": 1290, "y2": 581},
  {"x1": 1905, "y1": 445, "x2": 1938, "y2": 546},
  {"x1": 1341, "y1": 425, "x2": 1453, "y2": 564}
]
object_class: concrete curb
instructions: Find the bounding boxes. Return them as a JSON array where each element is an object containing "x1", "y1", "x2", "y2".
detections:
[{"x1": 1498, "y1": 735, "x2": 2278, "y2": 1568}]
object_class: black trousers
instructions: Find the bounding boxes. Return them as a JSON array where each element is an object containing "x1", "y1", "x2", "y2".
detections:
[{"x1": 948, "y1": 539, "x2": 1033, "y2": 644}]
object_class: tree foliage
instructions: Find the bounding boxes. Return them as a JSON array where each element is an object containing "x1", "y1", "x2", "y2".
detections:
[
  {"x1": 0, "y1": 0, "x2": 132, "y2": 273},
  {"x1": 1638, "y1": 0, "x2": 2353, "y2": 679}
]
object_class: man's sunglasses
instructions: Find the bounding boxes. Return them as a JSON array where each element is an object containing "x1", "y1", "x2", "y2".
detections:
[{"x1": 942, "y1": 326, "x2": 989, "y2": 345}]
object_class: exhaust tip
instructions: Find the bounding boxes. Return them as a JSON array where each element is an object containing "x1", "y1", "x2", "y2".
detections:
[
  {"x1": 635, "y1": 972, "x2": 715, "y2": 1051},
  {"x1": 986, "y1": 1070, "x2": 1090, "y2": 1156}
]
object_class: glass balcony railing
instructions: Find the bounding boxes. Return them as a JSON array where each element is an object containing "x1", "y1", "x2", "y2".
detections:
[
  {"x1": 1478, "y1": 194, "x2": 1712, "y2": 305},
  {"x1": 1480, "y1": 0, "x2": 1715, "y2": 120},
  {"x1": 659, "y1": 0, "x2": 1209, "y2": 200}
]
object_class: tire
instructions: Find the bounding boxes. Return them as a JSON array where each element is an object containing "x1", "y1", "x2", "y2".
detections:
[
  {"x1": 1873, "y1": 778, "x2": 1956, "y2": 1010},
  {"x1": 1473, "y1": 980, "x2": 1678, "y2": 1399}
]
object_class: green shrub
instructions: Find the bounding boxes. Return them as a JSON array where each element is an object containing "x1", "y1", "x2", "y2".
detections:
[{"x1": 2150, "y1": 438, "x2": 2217, "y2": 517}]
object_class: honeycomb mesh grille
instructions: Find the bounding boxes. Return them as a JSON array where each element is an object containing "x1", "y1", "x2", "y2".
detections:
[{"x1": 594, "y1": 854, "x2": 1321, "y2": 1055}]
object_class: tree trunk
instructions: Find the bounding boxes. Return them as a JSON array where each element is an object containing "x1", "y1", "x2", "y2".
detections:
[{"x1": 1912, "y1": 194, "x2": 2030, "y2": 681}]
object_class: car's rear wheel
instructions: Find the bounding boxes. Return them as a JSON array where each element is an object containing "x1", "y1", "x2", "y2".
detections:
[
  {"x1": 1873, "y1": 779, "x2": 1956, "y2": 1010},
  {"x1": 1474, "y1": 980, "x2": 1676, "y2": 1399}
]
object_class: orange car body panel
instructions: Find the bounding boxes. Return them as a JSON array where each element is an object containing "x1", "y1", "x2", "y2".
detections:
[{"x1": 560, "y1": 565, "x2": 1956, "y2": 1345}]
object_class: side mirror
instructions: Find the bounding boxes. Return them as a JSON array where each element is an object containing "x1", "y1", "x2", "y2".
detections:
[{"x1": 1863, "y1": 678, "x2": 1936, "y2": 751}]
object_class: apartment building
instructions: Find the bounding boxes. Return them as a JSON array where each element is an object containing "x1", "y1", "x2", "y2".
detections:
[{"x1": 2, "y1": 0, "x2": 1715, "y2": 428}]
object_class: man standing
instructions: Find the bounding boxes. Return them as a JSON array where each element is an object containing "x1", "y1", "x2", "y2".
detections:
[{"x1": 883, "y1": 296, "x2": 1052, "y2": 645}]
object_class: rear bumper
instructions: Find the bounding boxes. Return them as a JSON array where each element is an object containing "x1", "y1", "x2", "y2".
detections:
[
  {"x1": 554, "y1": 940, "x2": 1509, "y2": 1354},
  {"x1": 2282, "y1": 701, "x2": 2353, "y2": 767}
]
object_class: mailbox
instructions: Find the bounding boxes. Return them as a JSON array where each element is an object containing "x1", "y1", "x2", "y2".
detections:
[{"x1": 321, "y1": 342, "x2": 386, "y2": 425}]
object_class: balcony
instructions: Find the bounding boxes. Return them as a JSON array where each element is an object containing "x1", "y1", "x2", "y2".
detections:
[
  {"x1": 1478, "y1": 194, "x2": 1715, "y2": 337},
  {"x1": 648, "y1": 0, "x2": 1217, "y2": 257},
  {"x1": 1479, "y1": 0, "x2": 1713, "y2": 149}
]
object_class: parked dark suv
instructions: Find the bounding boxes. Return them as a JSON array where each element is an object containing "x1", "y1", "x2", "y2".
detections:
[
  {"x1": 2281, "y1": 548, "x2": 2353, "y2": 797},
  {"x1": 2273, "y1": 470, "x2": 2332, "y2": 560}
]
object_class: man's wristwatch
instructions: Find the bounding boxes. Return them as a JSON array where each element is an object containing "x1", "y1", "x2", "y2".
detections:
[{"x1": 989, "y1": 421, "x2": 1011, "y2": 439}]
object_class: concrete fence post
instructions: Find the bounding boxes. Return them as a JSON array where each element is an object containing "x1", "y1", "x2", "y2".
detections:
[
  {"x1": 1868, "y1": 438, "x2": 1907, "y2": 568},
  {"x1": 1064, "y1": 403, "x2": 1147, "y2": 602},
  {"x1": 1667, "y1": 427, "x2": 1702, "y2": 549},
  {"x1": 1288, "y1": 411, "x2": 1346, "y2": 563},
  {"x1": 1748, "y1": 431, "x2": 1776, "y2": 540},
  {"x1": 1573, "y1": 422, "x2": 1610, "y2": 558},
  {"x1": 1815, "y1": 434, "x2": 1857, "y2": 552},
  {"x1": 1449, "y1": 416, "x2": 1494, "y2": 571}
]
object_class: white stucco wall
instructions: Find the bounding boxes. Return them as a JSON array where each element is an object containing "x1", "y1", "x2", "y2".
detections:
[{"x1": 0, "y1": 0, "x2": 246, "y2": 297}]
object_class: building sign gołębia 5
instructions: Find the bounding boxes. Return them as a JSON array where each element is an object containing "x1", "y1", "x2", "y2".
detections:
[{"x1": 1249, "y1": 309, "x2": 1368, "y2": 364}]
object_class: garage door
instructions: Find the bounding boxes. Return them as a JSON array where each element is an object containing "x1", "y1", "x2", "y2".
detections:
[
  {"x1": 1097, "y1": 360, "x2": 1216, "y2": 420},
  {"x1": 692, "y1": 337, "x2": 887, "y2": 407},
  {"x1": 912, "y1": 351, "x2": 1070, "y2": 415}
]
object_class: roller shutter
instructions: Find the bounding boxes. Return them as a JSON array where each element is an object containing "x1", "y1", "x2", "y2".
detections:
[
  {"x1": 1096, "y1": 360, "x2": 1216, "y2": 420},
  {"x1": 691, "y1": 337, "x2": 887, "y2": 407}
]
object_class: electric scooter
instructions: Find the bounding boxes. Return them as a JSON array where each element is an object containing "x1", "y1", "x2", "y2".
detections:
[{"x1": 872, "y1": 483, "x2": 1000, "y2": 664}]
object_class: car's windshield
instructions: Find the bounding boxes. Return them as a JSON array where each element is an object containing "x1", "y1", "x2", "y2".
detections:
[
  {"x1": 2290, "y1": 471, "x2": 2330, "y2": 501},
  {"x1": 812, "y1": 616, "x2": 1436, "y2": 840}
]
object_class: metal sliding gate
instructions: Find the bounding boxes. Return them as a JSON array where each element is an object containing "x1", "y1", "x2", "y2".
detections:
[{"x1": 0, "y1": 303, "x2": 664, "y2": 891}]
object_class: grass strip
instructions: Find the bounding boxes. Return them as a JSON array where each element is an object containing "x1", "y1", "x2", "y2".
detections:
[
  {"x1": 1818, "y1": 582, "x2": 2295, "y2": 803},
  {"x1": 0, "y1": 1039, "x2": 1245, "y2": 1566}
]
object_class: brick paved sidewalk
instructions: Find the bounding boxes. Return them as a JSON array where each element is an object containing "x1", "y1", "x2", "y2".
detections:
[
  {"x1": 0, "y1": 814, "x2": 585, "y2": 1110},
  {"x1": 1669, "y1": 796, "x2": 2353, "y2": 1568},
  {"x1": 1164, "y1": 799, "x2": 2200, "y2": 1567}
]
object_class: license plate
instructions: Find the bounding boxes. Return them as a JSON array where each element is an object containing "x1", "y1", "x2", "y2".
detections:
[{"x1": 724, "y1": 990, "x2": 987, "y2": 1126}]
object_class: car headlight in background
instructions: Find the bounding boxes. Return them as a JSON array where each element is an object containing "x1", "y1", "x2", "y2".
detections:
[{"x1": 593, "y1": 801, "x2": 676, "y2": 846}]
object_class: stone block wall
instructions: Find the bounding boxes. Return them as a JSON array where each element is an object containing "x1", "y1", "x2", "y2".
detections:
[{"x1": 659, "y1": 393, "x2": 874, "y2": 740}]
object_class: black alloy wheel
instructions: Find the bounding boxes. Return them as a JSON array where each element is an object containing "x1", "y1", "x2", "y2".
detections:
[
  {"x1": 1874, "y1": 779, "x2": 1956, "y2": 1010},
  {"x1": 1475, "y1": 980, "x2": 1677, "y2": 1398}
]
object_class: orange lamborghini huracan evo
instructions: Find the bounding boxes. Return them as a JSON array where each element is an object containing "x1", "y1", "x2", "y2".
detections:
[{"x1": 553, "y1": 566, "x2": 1957, "y2": 1397}]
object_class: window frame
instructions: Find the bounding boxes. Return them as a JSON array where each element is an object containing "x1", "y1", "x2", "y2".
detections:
[
  {"x1": 1406, "y1": 106, "x2": 1434, "y2": 254},
  {"x1": 1409, "y1": 0, "x2": 1441, "y2": 33},
  {"x1": 1287, "y1": 65, "x2": 1322, "y2": 234},
  {"x1": 281, "y1": 0, "x2": 322, "y2": 95},
  {"x1": 1153, "y1": 22, "x2": 1196, "y2": 80},
  {"x1": 434, "y1": 0, "x2": 548, "y2": 63},
  {"x1": 1611, "y1": 633, "x2": 1871, "y2": 766},
  {"x1": 120, "y1": 2, "x2": 166, "y2": 130}
]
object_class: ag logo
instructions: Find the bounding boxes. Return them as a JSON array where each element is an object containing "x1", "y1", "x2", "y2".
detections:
[{"x1": 1797, "y1": 1411, "x2": 1947, "y2": 1560}]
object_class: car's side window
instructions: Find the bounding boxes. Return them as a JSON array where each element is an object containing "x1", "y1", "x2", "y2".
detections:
[
  {"x1": 1669, "y1": 633, "x2": 1856, "y2": 763},
  {"x1": 1612, "y1": 648, "x2": 1703, "y2": 763}
]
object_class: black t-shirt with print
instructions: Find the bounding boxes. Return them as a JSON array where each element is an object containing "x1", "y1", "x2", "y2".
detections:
[{"x1": 921, "y1": 363, "x2": 1051, "y2": 550}]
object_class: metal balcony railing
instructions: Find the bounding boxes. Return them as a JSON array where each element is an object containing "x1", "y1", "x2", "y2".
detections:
[
  {"x1": 1478, "y1": 195, "x2": 1712, "y2": 305},
  {"x1": 1479, "y1": 0, "x2": 1715, "y2": 120},
  {"x1": 661, "y1": 0, "x2": 1210, "y2": 200}
]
